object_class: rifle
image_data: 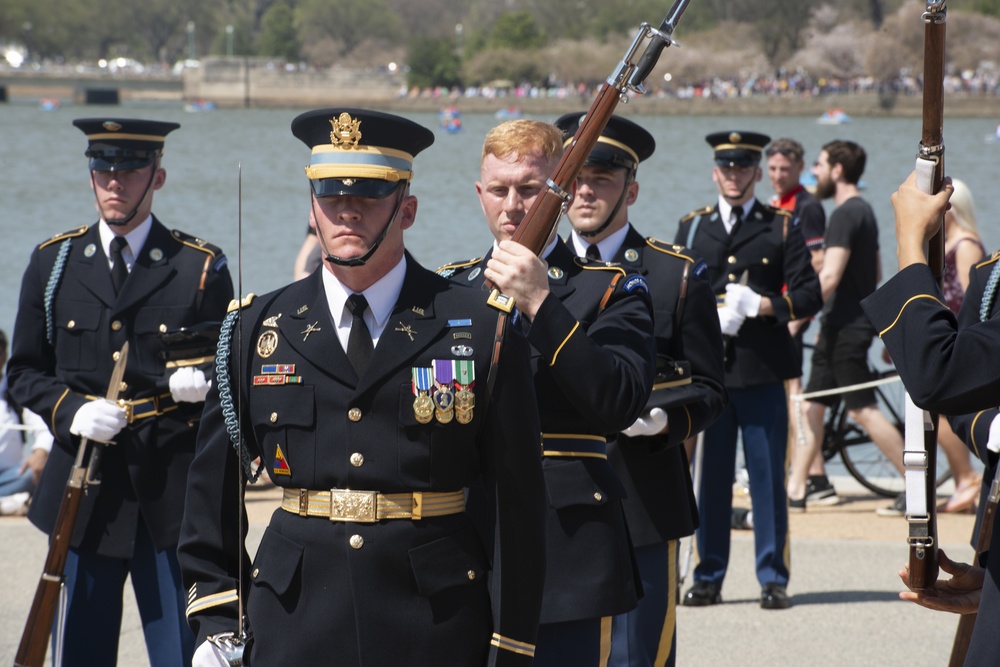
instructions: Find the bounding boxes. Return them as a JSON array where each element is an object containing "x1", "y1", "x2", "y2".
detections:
[
  {"x1": 15, "y1": 343, "x2": 129, "y2": 667},
  {"x1": 485, "y1": 0, "x2": 693, "y2": 312},
  {"x1": 902, "y1": 0, "x2": 946, "y2": 593},
  {"x1": 948, "y1": 459, "x2": 998, "y2": 665}
]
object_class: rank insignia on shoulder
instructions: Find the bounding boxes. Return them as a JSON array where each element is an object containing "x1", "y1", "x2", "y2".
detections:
[
  {"x1": 623, "y1": 275, "x2": 649, "y2": 295},
  {"x1": 272, "y1": 444, "x2": 291, "y2": 476}
]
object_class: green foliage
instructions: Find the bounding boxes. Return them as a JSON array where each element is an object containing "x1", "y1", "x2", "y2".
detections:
[
  {"x1": 407, "y1": 36, "x2": 461, "y2": 89},
  {"x1": 487, "y1": 11, "x2": 546, "y2": 50},
  {"x1": 296, "y1": 0, "x2": 403, "y2": 57},
  {"x1": 258, "y1": 2, "x2": 300, "y2": 60}
]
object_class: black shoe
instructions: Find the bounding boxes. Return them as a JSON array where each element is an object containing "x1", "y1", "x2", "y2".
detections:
[
  {"x1": 876, "y1": 492, "x2": 906, "y2": 517},
  {"x1": 788, "y1": 496, "x2": 806, "y2": 513},
  {"x1": 760, "y1": 584, "x2": 790, "y2": 610},
  {"x1": 731, "y1": 507, "x2": 753, "y2": 529},
  {"x1": 682, "y1": 581, "x2": 722, "y2": 607},
  {"x1": 805, "y1": 475, "x2": 841, "y2": 506}
]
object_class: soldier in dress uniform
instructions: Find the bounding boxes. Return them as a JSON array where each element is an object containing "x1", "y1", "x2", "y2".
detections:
[
  {"x1": 553, "y1": 112, "x2": 726, "y2": 667},
  {"x1": 675, "y1": 131, "x2": 821, "y2": 611},
  {"x1": 177, "y1": 109, "x2": 546, "y2": 667},
  {"x1": 437, "y1": 118, "x2": 656, "y2": 664},
  {"x1": 7, "y1": 118, "x2": 234, "y2": 666},
  {"x1": 861, "y1": 173, "x2": 1000, "y2": 662}
]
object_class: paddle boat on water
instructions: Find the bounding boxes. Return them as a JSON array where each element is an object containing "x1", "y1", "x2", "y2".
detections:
[
  {"x1": 817, "y1": 108, "x2": 851, "y2": 125},
  {"x1": 184, "y1": 99, "x2": 217, "y2": 112},
  {"x1": 438, "y1": 106, "x2": 462, "y2": 133},
  {"x1": 39, "y1": 98, "x2": 59, "y2": 111},
  {"x1": 494, "y1": 106, "x2": 523, "y2": 120}
]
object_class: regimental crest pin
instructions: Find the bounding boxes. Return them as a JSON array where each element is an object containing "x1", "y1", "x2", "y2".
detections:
[
  {"x1": 84, "y1": 243, "x2": 97, "y2": 258},
  {"x1": 624, "y1": 249, "x2": 639, "y2": 262},
  {"x1": 256, "y1": 330, "x2": 278, "y2": 358},
  {"x1": 149, "y1": 248, "x2": 163, "y2": 262}
]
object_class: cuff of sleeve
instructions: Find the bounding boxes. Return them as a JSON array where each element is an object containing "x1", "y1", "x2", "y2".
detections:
[
  {"x1": 490, "y1": 633, "x2": 536, "y2": 658},
  {"x1": 526, "y1": 293, "x2": 581, "y2": 367},
  {"x1": 860, "y1": 264, "x2": 941, "y2": 335}
]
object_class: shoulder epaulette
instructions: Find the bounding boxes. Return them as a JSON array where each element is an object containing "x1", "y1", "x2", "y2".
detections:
[
  {"x1": 680, "y1": 205, "x2": 713, "y2": 224},
  {"x1": 38, "y1": 225, "x2": 88, "y2": 250},
  {"x1": 171, "y1": 229, "x2": 223, "y2": 258},
  {"x1": 226, "y1": 293, "x2": 256, "y2": 313},
  {"x1": 436, "y1": 257, "x2": 482, "y2": 278},
  {"x1": 975, "y1": 250, "x2": 1000, "y2": 270},
  {"x1": 645, "y1": 237, "x2": 695, "y2": 262}
]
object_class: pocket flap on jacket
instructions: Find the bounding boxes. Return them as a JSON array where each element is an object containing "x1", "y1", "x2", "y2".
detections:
[
  {"x1": 409, "y1": 525, "x2": 489, "y2": 597},
  {"x1": 250, "y1": 529, "x2": 303, "y2": 596}
]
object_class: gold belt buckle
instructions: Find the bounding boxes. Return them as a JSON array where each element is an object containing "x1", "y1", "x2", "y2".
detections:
[
  {"x1": 118, "y1": 399, "x2": 135, "y2": 423},
  {"x1": 329, "y1": 489, "x2": 378, "y2": 523}
]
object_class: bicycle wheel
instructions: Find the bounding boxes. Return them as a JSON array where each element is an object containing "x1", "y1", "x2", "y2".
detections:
[{"x1": 839, "y1": 371, "x2": 952, "y2": 498}]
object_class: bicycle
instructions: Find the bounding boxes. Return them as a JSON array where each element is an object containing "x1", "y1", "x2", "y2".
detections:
[{"x1": 799, "y1": 367, "x2": 952, "y2": 498}]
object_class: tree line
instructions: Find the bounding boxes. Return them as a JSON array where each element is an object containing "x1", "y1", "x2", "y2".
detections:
[{"x1": 1, "y1": 0, "x2": 998, "y2": 89}]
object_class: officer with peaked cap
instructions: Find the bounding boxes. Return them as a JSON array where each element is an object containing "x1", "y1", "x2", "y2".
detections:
[
  {"x1": 555, "y1": 112, "x2": 726, "y2": 666},
  {"x1": 675, "y1": 130, "x2": 820, "y2": 611},
  {"x1": 178, "y1": 108, "x2": 546, "y2": 666},
  {"x1": 7, "y1": 118, "x2": 234, "y2": 666}
]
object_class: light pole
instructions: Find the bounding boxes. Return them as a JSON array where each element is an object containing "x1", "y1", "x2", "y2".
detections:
[
  {"x1": 226, "y1": 25, "x2": 234, "y2": 58},
  {"x1": 22, "y1": 22, "x2": 32, "y2": 62},
  {"x1": 454, "y1": 24, "x2": 463, "y2": 59},
  {"x1": 187, "y1": 21, "x2": 196, "y2": 61}
]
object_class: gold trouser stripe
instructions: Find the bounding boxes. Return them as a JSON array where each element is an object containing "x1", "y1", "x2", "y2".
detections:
[
  {"x1": 490, "y1": 633, "x2": 536, "y2": 657},
  {"x1": 654, "y1": 540, "x2": 679, "y2": 666},
  {"x1": 281, "y1": 488, "x2": 465, "y2": 521},
  {"x1": 878, "y1": 294, "x2": 946, "y2": 337},
  {"x1": 599, "y1": 616, "x2": 613, "y2": 666}
]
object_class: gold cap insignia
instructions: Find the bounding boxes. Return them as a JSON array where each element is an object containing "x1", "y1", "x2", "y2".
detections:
[
  {"x1": 102, "y1": 121, "x2": 123, "y2": 132},
  {"x1": 329, "y1": 112, "x2": 362, "y2": 147},
  {"x1": 340, "y1": 178, "x2": 357, "y2": 186},
  {"x1": 728, "y1": 132, "x2": 742, "y2": 143}
]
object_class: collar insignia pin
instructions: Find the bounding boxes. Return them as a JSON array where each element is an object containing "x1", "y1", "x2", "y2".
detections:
[
  {"x1": 301, "y1": 321, "x2": 321, "y2": 341},
  {"x1": 395, "y1": 323, "x2": 417, "y2": 341}
]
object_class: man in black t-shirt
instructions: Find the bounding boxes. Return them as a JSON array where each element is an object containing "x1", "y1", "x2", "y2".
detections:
[{"x1": 786, "y1": 140, "x2": 905, "y2": 516}]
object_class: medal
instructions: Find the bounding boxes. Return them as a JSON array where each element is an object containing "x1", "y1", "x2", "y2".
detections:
[
  {"x1": 412, "y1": 367, "x2": 434, "y2": 424},
  {"x1": 433, "y1": 359, "x2": 455, "y2": 424},
  {"x1": 454, "y1": 360, "x2": 475, "y2": 424}
]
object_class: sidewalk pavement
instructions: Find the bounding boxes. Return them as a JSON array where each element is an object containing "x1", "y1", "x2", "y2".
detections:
[{"x1": 1, "y1": 476, "x2": 978, "y2": 666}]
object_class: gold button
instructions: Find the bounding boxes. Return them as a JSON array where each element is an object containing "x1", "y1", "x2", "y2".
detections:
[
  {"x1": 348, "y1": 408, "x2": 362, "y2": 422},
  {"x1": 349, "y1": 534, "x2": 364, "y2": 549},
  {"x1": 593, "y1": 492, "x2": 603, "y2": 502},
  {"x1": 467, "y1": 569, "x2": 476, "y2": 581},
  {"x1": 67, "y1": 320, "x2": 76, "y2": 329},
  {"x1": 727, "y1": 256, "x2": 737, "y2": 264},
  {"x1": 252, "y1": 568, "x2": 259, "y2": 578},
  {"x1": 270, "y1": 412, "x2": 278, "y2": 423},
  {"x1": 350, "y1": 452, "x2": 364, "y2": 467},
  {"x1": 159, "y1": 324, "x2": 168, "y2": 333},
  {"x1": 762, "y1": 257, "x2": 770, "y2": 265},
  {"x1": 112, "y1": 351, "x2": 120, "y2": 361},
  {"x1": 728, "y1": 274, "x2": 736, "y2": 282},
  {"x1": 111, "y1": 320, "x2": 122, "y2": 331}
]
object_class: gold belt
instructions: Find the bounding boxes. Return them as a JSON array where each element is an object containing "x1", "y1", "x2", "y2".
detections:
[
  {"x1": 280, "y1": 488, "x2": 466, "y2": 523},
  {"x1": 85, "y1": 393, "x2": 177, "y2": 423}
]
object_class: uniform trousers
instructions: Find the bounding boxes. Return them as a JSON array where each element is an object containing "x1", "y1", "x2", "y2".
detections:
[
  {"x1": 534, "y1": 616, "x2": 610, "y2": 666},
  {"x1": 609, "y1": 541, "x2": 678, "y2": 667},
  {"x1": 693, "y1": 383, "x2": 790, "y2": 588},
  {"x1": 54, "y1": 519, "x2": 193, "y2": 667}
]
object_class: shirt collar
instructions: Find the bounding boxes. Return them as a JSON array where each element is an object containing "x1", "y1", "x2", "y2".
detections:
[
  {"x1": 569, "y1": 224, "x2": 630, "y2": 261},
  {"x1": 322, "y1": 255, "x2": 407, "y2": 333},
  {"x1": 98, "y1": 216, "x2": 153, "y2": 266}
]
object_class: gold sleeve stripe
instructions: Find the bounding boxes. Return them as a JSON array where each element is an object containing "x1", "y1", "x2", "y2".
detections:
[
  {"x1": 783, "y1": 294, "x2": 795, "y2": 321},
  {"x1": 877, "y1": 294, "x2": 946, "y2": 337},
  {"x1": 51, "y1": 388, "x2": 71, "y2": 437},
  {"x1": 550, "y1": 321, "x2": 580, "y2": 366},
  {"x1": 490, "y1": 633, "x2": 536, "y2": 657},
  {"x1": 185, "y1": 590, "x2": 240, "y2": 618},
  {"x1": 681, "y1": 405, "x2": 692, "y2": 441},
  {"x1": 969, "y1": 410, "x2": 988, "y2": 460}
]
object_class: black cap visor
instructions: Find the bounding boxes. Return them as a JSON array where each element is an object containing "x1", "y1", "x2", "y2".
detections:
[
  {"x1": 86, "y1": 148, "x2": 158, "y2": 172},
  {"x1": 310, "y1": 177, "x2": 403, "y2": 199}
]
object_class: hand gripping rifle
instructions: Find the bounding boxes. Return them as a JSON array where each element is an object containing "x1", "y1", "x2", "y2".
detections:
[
  {"x1": 15, "y1": 343, "x2": 129, "y2": 667},
  {"x1": 484, "y1": 0, "x2": 693, "y2": 312},
  {"x1": 902, "y1": 0, "x2": 947, "y2": 594}
]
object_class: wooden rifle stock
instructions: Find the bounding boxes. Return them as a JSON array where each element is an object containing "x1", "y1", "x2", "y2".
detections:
[
  {"x1": 14, "y1": 343, "x2": 129, "y2": 667},
  {"x1": 948, "y1": 466, "x2": 999, "y2": 665},
  {"x1": 484, "y1": 0, "x2": 692, "y2": 309},
  {"x1": 906, "y1": 0, "x2": 947, "y2": 593}
]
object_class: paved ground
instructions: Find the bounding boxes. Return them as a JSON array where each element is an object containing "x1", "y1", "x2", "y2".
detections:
[{"x1": 0, "y1": 476, "x2": 979, "y2": 666}]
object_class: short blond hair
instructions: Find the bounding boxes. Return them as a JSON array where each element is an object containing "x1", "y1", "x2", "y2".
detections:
[{"x1": 481, "y1": 119, "x2": 564, "y2": 165}]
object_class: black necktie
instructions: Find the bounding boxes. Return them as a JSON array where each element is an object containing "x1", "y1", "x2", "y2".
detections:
[
  {"x1": 109, "y1": 236, "x2": 129, "y2": 294},
  {"x1": 346, "y1": 293, "x2": 373, "y2": 376},
  {"x1": 730, "y1": 207, "x2": 744, "y2": 235},
  {"x1": 586, "y1": 244, "x2": 601, "y2": 262}
]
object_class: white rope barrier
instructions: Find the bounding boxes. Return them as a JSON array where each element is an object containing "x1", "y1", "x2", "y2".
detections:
[{"x1": 790, "y1": 374, "x2": 901, "y2": 403}]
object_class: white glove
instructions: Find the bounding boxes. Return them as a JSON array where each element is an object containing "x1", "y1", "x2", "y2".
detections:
[
  {"x1": 725, "y1": 283, "x2": 762, "y2": 318},
  {"x1": 623, "y1": 407, "x2": 668, "y2": 437},
  {"x1": 169, "y1": 366, "x2": 211, "y2": 403},
  {"x1": 69, "y1": 399, "x2": 127, "y2": 442},
  {"x1": 192, "y1": 639, "x2": 232, "y2": 667},
  {"x1": 987, "y1": 414, "x2": 1000, "y2": 454},
  {"x1": 718, "y1": 305, "x2": 746, "y2": 337}
]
